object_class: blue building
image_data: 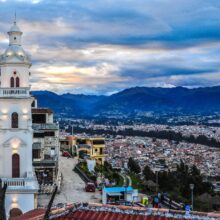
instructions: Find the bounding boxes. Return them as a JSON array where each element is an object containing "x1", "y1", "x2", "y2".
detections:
[{"x1": 102, "y1": 186, "x2": 138, "y2": 204}]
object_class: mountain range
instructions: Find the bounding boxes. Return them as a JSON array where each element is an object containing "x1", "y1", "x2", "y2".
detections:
[{"x1": 31, "y1": 86, "x2": 220, "y2": 118}]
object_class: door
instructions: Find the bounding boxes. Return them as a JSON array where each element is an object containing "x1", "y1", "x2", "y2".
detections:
[{"x1": 12, "y1": 154, "x2": 20, "y2": 178}]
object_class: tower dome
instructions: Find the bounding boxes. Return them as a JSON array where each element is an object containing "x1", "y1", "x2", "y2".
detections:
[
  {"x1": 0, "y1": 21, "x2": 31, "y2": 65},
  {"x1": 8, "y1": 21, "x2": 22, "y2": 33}
]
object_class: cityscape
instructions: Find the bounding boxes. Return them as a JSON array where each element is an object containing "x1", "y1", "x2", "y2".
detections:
[{"x1": 0, "y1": 0, "x2": 220, "y2": 220}]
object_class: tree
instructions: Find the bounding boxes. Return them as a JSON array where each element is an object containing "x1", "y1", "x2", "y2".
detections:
[
  {"x1": 143, "y1": 165, "x2": 155, "y2": 181},
  {"x1": 190, "y1": 164, "x2": 200, "y2": 176},
  {"x1": 128, "y1": 157, "x2": 141, "y2": 174}
]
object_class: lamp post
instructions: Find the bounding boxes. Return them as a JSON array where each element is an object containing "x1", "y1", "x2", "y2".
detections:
[
  {"x1": 156, "y1": 170, "x2": 160, "y2": 193},
  {"x1": 70, "y1": 124, "x2": 74, "y2": 136},
  {"x1": 189, "y1": 184, "x2": 194, "y2": 211}
]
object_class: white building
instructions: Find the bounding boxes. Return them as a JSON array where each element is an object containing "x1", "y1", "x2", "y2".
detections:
[{"x1": 0, "y1": 20, "x2": 38, "y2": 218}]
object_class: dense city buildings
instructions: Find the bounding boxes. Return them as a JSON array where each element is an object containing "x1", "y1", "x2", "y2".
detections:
[
  {"x1": 60, "y1": 119, "x2": 220, "y2": 178},
  {"x1": 106, "y1": 137, "x2": 220, "y2": 177}
]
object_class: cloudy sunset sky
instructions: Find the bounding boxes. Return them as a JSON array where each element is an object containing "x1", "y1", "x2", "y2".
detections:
[{"x1": 0, "y1": 0, "x2": 220, "y2": 94}]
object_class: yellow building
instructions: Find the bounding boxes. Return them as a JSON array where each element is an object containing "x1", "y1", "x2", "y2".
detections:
[{"x1": 74, "y1": 137, "x2": 106, "y2": 165}]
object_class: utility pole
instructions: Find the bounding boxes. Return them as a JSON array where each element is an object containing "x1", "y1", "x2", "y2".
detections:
[
  {"x1": 156, "y1": 170, "x2": 160, "y2": 193},
  {"x1": 43, "y1": 185, "x2": 58, "y2": 220},
  {"x1": 71, "y1": 125, "x2": 74, "y2": 136}
]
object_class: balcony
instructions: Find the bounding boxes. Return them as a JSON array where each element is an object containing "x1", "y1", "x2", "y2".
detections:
[
  {"x1": 32, "y1": 123, "x2": 59, "y2": 130},
  {"x1": 0, "y1": 87, "x2": 30, "y2": 98},
  {"x1": 1, "y1": 177, "x2": 39, "y2": 192},
  {"x1": 33, "y1": 159, "x2": 58, "y2": 167}
]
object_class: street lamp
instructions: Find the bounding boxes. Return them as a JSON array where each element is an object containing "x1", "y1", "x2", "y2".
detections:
[
  {"x1": 189, "y1": 184, "x2": 194, "y2": 211},
  {"x1": 155, "y1": 169, "x2": 160, "y2": 193},
  {"x1": 70, "y1": 124, "x2": 74, "y2": 136}
]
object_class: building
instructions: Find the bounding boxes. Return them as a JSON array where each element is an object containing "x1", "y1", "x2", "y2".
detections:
[
  {"x1": 0, "y1": 20, "x2": 38, "y2": 217},
  {"x1": 102, "y1": 186, "x2": 138, "y2": 204},
  {"x1": 59, "y1": 135, "x2": 75, "y2": 152},
  {"x1": 73, "y1": 137, "x2": 106, "y2": 165},
  {"x1": 31, "y1": 102, "x2": 60, "y2": 191}
]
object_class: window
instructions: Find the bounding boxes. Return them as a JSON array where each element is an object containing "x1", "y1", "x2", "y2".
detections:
[
  {"x1": 33, "y1": 149, "x2": 41, "y2": 159},
  {"x1": 100, "y1": 148, "x2": 103, "y2": 155},
  {"x1": 16, "y1": 77, "x2": 20, "y2": 87},
  {"x1": 32, "y1": 114, "x2": 46, "y2": 123},
  {"x1": 92, "y1": 140, "x2": 105, "y2": 145},
  {"x1": 33, "y1": 132, "x2": 44, "y2": 138},
  {"x1": 12, "y1": 154, "x2": 20, "y2": 178},
  {"x1": 11, "y1": 112, "x2": 18, "y2": 128},
  {"x1": 44, "y1": 131, "x2": 55, "y2": 137},
  {"x1": 10, "y1": 77, "x2": 14, "y2": 88}
]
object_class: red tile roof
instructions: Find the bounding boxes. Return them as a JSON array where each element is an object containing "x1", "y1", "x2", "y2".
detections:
[
  {"x1": 12, "y1": 208, "x2": 45, "y2": 220},
  {"x1": 56, "y1": 210, "x2": 181, "y2": 220},
  {"x1": 11, "y1": 203, "x2": 220, "y2": 220}
]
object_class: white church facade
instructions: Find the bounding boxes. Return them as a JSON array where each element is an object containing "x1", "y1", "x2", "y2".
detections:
[{"x1": 0, "y1": 20, "x2": 38, "y2": 217}]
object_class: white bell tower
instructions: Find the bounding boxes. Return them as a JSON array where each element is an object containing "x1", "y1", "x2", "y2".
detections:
[{"x1": 0, "y1": 19, "x2": 38, "y2": 218}]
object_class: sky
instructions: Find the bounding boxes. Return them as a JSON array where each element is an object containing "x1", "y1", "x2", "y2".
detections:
[{"x1": 0, "y1": 0, "x2": 220, "y2": 95}]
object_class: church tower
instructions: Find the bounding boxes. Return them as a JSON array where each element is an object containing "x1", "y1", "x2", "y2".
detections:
[{"x1": 0, "y1": 20, "x2": 38, "y2": 218}]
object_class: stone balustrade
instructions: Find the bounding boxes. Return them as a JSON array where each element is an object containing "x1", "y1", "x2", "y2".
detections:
[
  {"x1": 0, "y1": 87, "x2": 30, "y2": 97},
  {"x1": 1, "y1": 176, "x2": 39, "y2": 191}
]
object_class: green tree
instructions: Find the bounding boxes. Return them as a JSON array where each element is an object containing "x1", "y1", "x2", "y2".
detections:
[
  {"x1": 143, "y1": 165, "x2": 155, "y2": 181},
  {"x1": 128, "y1": 157, "x2": 141, "y2": 174}
]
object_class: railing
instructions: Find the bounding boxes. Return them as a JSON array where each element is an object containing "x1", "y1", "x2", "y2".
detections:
[
  {"x1": 0, "y1": 87, "x2": 30, "y2": 97},
  {"x1": 2, "y1": 178, "x2": 25, "y2": 187},
  {"x1": 1, "y1": 176, "x2": 39, "y2": 191},
  {"x1": 77, "y1": 144, "x2": 91, "y2": 149},
  {"x1": 32, "y1": 123, "x2": 59, "y2": 130}
]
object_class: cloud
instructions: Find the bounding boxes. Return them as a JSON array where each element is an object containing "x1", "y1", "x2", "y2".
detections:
[{"x1": 0, "y1": 0, "x2": 220, "y2": 94}]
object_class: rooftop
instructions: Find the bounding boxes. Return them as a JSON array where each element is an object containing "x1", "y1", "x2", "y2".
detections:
[
  {"x1": 32, "y1": 108, "x2": 53, "y2": 114},
  {"x1": 12, "y1": 203, "x2": 220, "y2": 220},
  {"x1": 103, "y1": 186, "x2": 133, "y2": 193}
]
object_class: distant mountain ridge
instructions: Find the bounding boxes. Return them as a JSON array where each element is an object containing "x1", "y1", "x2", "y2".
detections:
[{"x1": 31, "y1": 86, "x2": 220, "y2": 117}]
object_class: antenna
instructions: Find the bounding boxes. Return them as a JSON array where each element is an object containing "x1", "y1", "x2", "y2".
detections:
[{"x1": 14, "y1": 11, "x2": 16, "y2": 24}]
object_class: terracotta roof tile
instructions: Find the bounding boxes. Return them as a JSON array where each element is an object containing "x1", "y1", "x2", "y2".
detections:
[
  {"x1": 13, "y1": 203, "x2": 220, "y2": 220},
  {"x1": 56, "y1": 210, "x2": 183, "y2": 220},
  {"x1": 11, "y1": 208, "x2": 45, "y2": 220}
]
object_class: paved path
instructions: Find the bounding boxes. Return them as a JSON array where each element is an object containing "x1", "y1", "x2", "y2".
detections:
[
  {"x1": 120, "y1": 172, "x2": 132, "y2": 186},
  {"x1": 38, "y1": 156, "x2": 101, "y2": 207}
]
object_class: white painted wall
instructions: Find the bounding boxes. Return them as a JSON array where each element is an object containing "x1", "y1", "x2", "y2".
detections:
[
  {"x1": 5, "y1": 193, "x2": 35, "y2": 218},
  {"x1": 0, "y1": 64, "x2": 30, "y2": 88},
  {"x1": 0, "y1": 22, "x2": 38, "y2": 218}
]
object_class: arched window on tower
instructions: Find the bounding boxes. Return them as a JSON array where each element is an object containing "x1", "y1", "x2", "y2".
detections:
[
  {"x1": 12, "y1": 153, "x2": 20, "y2": 178},
  {"x1": 10, "y1": 77, "x2": 14, "y2": 88},
  {"x1": 11, "y1": 112, "x2": 18, "y2": 128},
  {"x1": 16, "y1": 77, "x2": 20, "y2": 87}
]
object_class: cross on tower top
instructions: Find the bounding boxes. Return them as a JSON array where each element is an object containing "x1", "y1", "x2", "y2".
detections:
[{"x1": 14, "y1": 11, "x2": 17, "y2": 24}]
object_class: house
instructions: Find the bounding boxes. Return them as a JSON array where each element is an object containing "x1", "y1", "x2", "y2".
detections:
[
  {"x1": 31, "y1": 101, "x2": 60, "y2": 192},
  {"x1": 102, "y1": 186, "x2": 138, "y2": 204},
  {"x1": 73, "y1": 137, "x2": 106, "y2": 165}
]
